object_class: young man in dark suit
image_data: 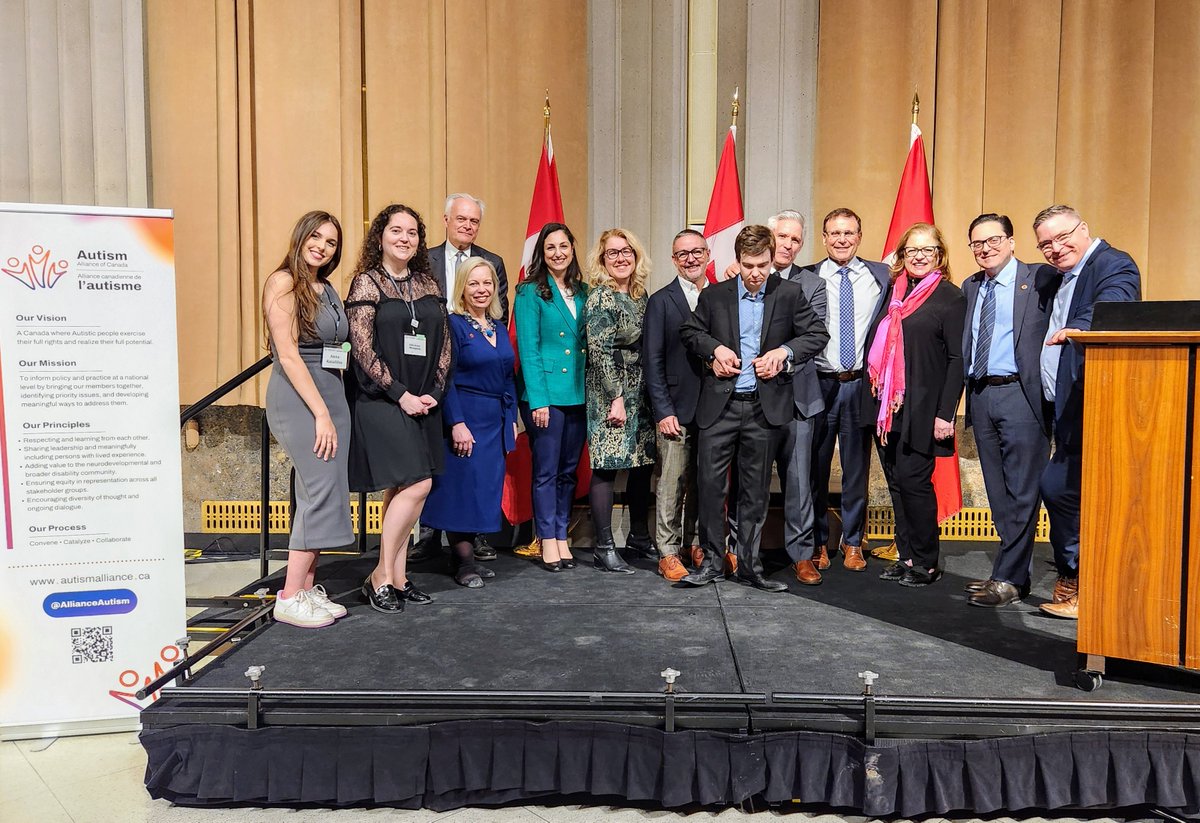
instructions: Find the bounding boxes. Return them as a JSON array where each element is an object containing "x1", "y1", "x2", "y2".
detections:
[
  {"x1": 795, "y1": 209, "x2": 890, "y2": 580},
  {"x1": 679, "y1": 225, "x2": 828, "y2": 591},
  {"x1": 1034, "y1": 205, "x2": 1141, "y2": 619},
  {"x1": 643, "y1": 229, "x2": 709, "y2": 581},
  {"x1": 960, "y1": 213, "x2": 1055, "y2": 607},
  {"x1": 414, "y1": 192, "x2": 510, "y2": 564}
]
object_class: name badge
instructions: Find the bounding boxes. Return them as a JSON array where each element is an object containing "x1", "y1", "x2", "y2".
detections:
[
  {"x1": 321, "y1": 342, "x2": 350, "y2": 369},
  {"x1": 404, "y1": 334, "x2": 427, "y2": 356}
]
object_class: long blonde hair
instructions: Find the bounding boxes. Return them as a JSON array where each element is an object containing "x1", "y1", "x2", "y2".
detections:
[
  {"x1": 585, "y1": 228, "x2": 651, "y2": 300},
  {"x1": 451, "y1": 257, "x2": 503, "y2": 321}
]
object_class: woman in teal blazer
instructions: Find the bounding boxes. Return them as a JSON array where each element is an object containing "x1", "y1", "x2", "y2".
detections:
[{"x1": 514, "y1": 222, "x2": 588, "y2": 571}]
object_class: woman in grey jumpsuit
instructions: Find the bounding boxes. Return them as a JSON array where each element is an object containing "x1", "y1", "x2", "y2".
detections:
[{"x1": 262, "y1": 211, "x2": 353, "y2": 628}]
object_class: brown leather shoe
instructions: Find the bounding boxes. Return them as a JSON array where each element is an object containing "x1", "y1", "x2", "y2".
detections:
[
  {"x1": 1040, "y1": 593, "x2": 1079, "y2": 619},
  {"x1": 1052, "y1": 575, "x2": 1079, "y2": 604},
  {"x1": 658, "y1": 555, "x2": 688, "y2": 581},
  {"x1": 724, "y1": 552, "x2": 738, "y2": 575},
  {"x1": 969, "y1": 580, "x2": 1022, "y2": 607},
  {"x1": 688, "y1": 545, "x2": 705, "y2": 569},
  {"x1": 841, "y1": 543, "x2": 866, "y2": 572},
  {"x1": 964, "y1": 578, "x2": 992, "y2": 593},
  {"x1": 814, "y1": 545, "x2": 830, "y2": 570},
  {"x1": 794, "y1": 560, "x2": 822, "y2": 586}
]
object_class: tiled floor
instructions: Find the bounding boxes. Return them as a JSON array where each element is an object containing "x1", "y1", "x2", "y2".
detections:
[{"x1": 1, "y1": 557, "x2": 1141, "y2": 822}]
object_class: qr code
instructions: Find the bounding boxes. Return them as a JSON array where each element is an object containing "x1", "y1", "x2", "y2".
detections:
[{"x1": 71, "y1": 626, "x2": 113, "y2": 664}]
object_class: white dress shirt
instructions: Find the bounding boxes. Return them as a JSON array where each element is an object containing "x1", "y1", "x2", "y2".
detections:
[
  {"x1": 815, "y1": 257, "x2": 881, "y2": 371},
  {"x1": 677, "y1": 276, "x2": 701, "y2": 311},
  {"x1": 443, "y1": 241, "x2": 472, "y2": 313}
]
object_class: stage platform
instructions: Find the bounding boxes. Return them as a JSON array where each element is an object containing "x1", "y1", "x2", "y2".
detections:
[{"x1": 141, "y1": 540, "x2": 1200, "y2": 815}]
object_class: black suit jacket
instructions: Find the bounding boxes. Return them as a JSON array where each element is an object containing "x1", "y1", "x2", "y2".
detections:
[
  {"x1": 428, "y1": 241, "x2": 510, "y2": 322},
  {"x1": 961, "y1": 259, "x2": 1056, "y2": 434},
  {"x1": 643, "y1": 279, "x2": 704, "y2": 426},
  {"x1": 680, "y1": 274, "x2": 829, "y2": 429},
  {"x1": 862, "y1": 277, "x2": 966, "y2": 455}
]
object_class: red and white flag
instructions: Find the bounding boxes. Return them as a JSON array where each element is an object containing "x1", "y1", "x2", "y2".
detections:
[
  {"x1": 882, "y1": 122, "x2": 963, "y2": 523},
  {"x1": 702, "y1": 125, "x2": 744, "y2": 283}
]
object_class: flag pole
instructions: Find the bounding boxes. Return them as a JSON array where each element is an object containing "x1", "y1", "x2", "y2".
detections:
[{"x1": 911, "y1": 90, "x2": 920, "y2": 126}]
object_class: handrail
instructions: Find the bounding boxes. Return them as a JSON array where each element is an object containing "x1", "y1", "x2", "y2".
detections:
[{"x1": 180, "y1": 355, "x2": 272, "y2": 428}]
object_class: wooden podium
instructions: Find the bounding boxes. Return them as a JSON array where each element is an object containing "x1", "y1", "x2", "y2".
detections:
[{"x1": 1071, "y1": 330, "x2": 1200, "y2": 689}]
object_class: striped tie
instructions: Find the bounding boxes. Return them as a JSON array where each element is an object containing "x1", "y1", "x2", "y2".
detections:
[
  {"x1": 838, "y1": 267, "x2": 855, "y2": 370},
  {"x1": 973, "y1": 277, "x2": 997, "y2": 378}
]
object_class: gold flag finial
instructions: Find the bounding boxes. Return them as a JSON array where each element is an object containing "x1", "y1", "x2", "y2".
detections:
[
  {"x1": 731, "y1": 86, "x2": 740, "y2": 128},
  {"x1": 911, "y1": 90, "x2": 920, "y2": 125},
  {"x1": 543, "y1": 90, "x2": 551, "y2": 138}
]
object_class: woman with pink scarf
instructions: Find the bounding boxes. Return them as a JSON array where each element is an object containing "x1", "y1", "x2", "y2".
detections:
[{"x1": 863, "y1": 223, "x2": 965, "y2": 587}]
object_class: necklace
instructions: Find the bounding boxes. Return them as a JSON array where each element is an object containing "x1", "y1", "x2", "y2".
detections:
[{"x1": 466, "y1": 314, "x2": 495, "y2": 338}]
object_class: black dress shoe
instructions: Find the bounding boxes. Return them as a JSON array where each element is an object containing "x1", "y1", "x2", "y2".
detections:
[
  {"x1": 407, "y1": 528, "x2": 441, "y2": 563},
  {"x1": 624, "y1": 533, "x2": 659, "y2": 561},
  {"x1": 476, "y1": 565, "x2": 496, "y2": 579},
  {"x1": 968, "y1": 579, "x2": 1022, "y2": 607},
  {"x1": 473, "y1": 534, "x2": 497, "y2": 561},
  {"x1": 680, "y1": 565, "x2": 723, "y2": 586},
  {"x1": 897, "y1": 567, "x2": 943, "y2": 588},
  {"x1": 362, "y1": 577, "x2": 403, "y2": 613},
  {"x1": 879, "y1": 561, "x2": 907, "y2": 581},
  {"x1": 593, "y1": 547, "x2": 635, "y2": 574},
  {"x1": 454, "y1": 568, "x2": 484, "y2": 588},
  {"x1": 396, "y1": 580, "x2": 433, "y2": 604},
  {"x1": 738, "y1": 573, "x2": 788, "y2": 593}
]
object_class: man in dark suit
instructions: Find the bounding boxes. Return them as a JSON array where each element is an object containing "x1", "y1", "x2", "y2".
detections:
[
  {"x1": 427, "y1": 193, "x2": 511, "y2": 322},
  {"x1": 1034, "y1": 205, "x2": 1141, "y2": 619},
  {"x1": 679, "y1": 225, "x2": 829, "y2": 591},
  {"x1": 960, "y1": 213, "x2": 1055, "y2": 607},
  {"x1": 643, "y1": 229, "x2": 709, "y2": 581},
  {"x1": 414, "y1": 192, "x2": 510, "y2": 564},
  {"x1": 795, "y1": 208, "x2": 889, "y2": 581}
]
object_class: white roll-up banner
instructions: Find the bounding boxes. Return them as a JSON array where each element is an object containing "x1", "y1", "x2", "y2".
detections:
[{"x1": 0, "y1": 202, "x2": 185, "y2": 739}]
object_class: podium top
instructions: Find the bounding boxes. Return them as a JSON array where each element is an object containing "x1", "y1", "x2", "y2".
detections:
[{"x1": 1068, "y1": 330, "x2": 1200, "y2": 345}]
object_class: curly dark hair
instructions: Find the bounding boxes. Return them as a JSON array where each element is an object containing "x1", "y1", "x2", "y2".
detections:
[
  {"x1": 352, "y1": 203, "x2": 431, "y2": 278},
  {"x1": 519, "y1": 222, "x2": 585, "y2": 301}
]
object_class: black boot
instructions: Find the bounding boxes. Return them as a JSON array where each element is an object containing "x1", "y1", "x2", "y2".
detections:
[
  {"x1": 593, "y1": 526, "x2": 635, "y2": 574},
  {"x1": 408, "y1": 527, "x2": 441, "y2": 563},
  {"x1": 624, "y1": 530, "x2": 658, "y2": 561}
]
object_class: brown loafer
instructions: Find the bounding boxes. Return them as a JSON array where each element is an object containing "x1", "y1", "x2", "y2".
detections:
[
  {"x1": 814, "y1": 544, "x2": 830, "y2": 570},
  {"x1": 968, "y1": 580, "x2": 1022, "y2": 607},
  {"x1": 1040, "y1": 593, "x2": 1079, "y2": 619},
  {"x1": 724, "y1": 551, "x2": 738, "y2": 575},
  {"x1": 794, "y1": 560, "x2": 822, "y2": 586},
  {"x1": 841, "y1": 543, "x2": 866, "y2": 572},
  {"x1": 1052, "y1": 575, "x2": 1079, "y2": 604}
]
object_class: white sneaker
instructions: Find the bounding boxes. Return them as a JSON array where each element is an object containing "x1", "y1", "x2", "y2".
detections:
[
  {"x1": 273, "y1": 589, "x2": 334, "y2": 628},
  {"x1": 307, "y1": 584, "x2": 347, "y2": 619}
]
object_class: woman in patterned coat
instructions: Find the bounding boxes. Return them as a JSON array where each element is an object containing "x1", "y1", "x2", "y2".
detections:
[{"x1": 584, "y1": 228, "x2": 657, "y2": 573}]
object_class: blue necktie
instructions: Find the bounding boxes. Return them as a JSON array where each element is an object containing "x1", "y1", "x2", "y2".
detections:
[
  {"x1": 973, "y1": 277, "x2": 997, "y2": 378},
  {"x1": 838, "y1": 267, "x2": 855, "y2": 370}
]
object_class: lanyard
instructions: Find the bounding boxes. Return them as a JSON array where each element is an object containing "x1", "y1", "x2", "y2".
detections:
[{"x1": 381, "y1": 268, "x2": 420, "y2": 331}]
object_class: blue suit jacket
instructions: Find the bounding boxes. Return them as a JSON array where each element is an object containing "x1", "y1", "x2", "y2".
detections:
[
  {"x1": 1046, "y1": 240, "x2": 1141, "y2": 447},
  {"x1": 961, "y1": 259, "x2": 1056, "y2": 434},
  {"x1": 513, "y1": 279, "x2": 588, "y2": 409},
  {"x1": 643, "y1": 278, "x2": 704, "y2": 426}
]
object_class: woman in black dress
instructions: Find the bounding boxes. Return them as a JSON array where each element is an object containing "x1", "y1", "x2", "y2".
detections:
[
  {"x1": 863, "y1": 222, "x2": 965, "y2": 587},
  {"x1": 346, "y1": 204, "x2": 451, "y2": 613}
]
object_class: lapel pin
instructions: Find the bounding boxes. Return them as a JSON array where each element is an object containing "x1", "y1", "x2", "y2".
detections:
[{"x1": 1020, "y1": 284, "x2": 1029, "y2": 290}]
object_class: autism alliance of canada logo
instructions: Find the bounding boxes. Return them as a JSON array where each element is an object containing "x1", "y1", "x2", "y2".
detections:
[{"x1": 4, "y1": 245, "x2": 69, "y2": 290}]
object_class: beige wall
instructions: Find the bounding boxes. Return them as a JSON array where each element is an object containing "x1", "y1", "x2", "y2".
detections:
[
  {"x1": 146, "y1": 0, "x2": 589, "y2": 404},
  {"x1": 813, "y1": 0, "x2": 1200, "y2": 298}
]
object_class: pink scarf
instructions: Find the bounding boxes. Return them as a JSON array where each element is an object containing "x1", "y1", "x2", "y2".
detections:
[{"x1": 867, "y1": 271, "x2": 943, "y2": 442}]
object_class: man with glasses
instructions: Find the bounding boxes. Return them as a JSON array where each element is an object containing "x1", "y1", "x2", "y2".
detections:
[
  {"x1": 960, "y1": 214, "x2": 1055, "y2": 607},
  {"x1": 794, "y1": 208, "x2": 889, "y2": 583},
  {"x1": 643, "y1": 230, "x2": 709, "y2": 581},
  {"x1": 1034, "y1": 205, "x2": 1141, "y2": 619}
]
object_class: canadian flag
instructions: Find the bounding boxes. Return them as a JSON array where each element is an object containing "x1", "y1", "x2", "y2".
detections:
[
  {"x1": 702, "y1": 125, "x2": 744, "y2": 283},
  {"x1": 882, "y1": 122, "x2": 963, "y2": 523},
  {"x1": 502, "y1": 122, "x2": 590, "y2": 525}
]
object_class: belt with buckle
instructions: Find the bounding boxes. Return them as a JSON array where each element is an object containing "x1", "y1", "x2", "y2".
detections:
[
  {"x1": 973, "y1": 373, "x2": 1020, "y2": 388},
  {"x1": 817, "y1": 369, "x2": 863, "y2": 382},
  {"x1": 730, "y1": 390, "x2": 759, "y2": 401}
]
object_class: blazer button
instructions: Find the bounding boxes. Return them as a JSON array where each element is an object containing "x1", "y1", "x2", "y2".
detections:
[
  {"x1": 565, "y1": 349, "x2": 571, "y2": 355},
  {"x1": 724, "y1": 387, "x2": 731, "y2": 393},
  {"x1": 559, "y1": 331, "x2": 565, "y2": 337},
  {"x1": 561, "y1": 367, "x2": 568, "y2": 373}
]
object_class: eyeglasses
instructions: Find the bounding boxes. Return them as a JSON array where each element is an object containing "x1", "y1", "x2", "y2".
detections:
[
  {"x1": 1036, "y1": 220, "x2": 1083, "y2": 253},
  {"x1": 902, "y1": 246, "x2": 940, "y2": 259},
  {"x1": 603, "y1": 247, "x2": 636, "y2": 261},
  {"x1": 967, "y1": 234, "x2": 1008, "y2": 252},
  {"x1": 824, "y1": 230, "x2": 860, "y2": 240},
  {"x1": 672, "y1": 248, "x2": 707, "y2": 261}
]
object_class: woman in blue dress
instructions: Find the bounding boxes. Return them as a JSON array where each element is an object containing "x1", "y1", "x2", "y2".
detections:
[{"x1": 423, "y1": 258, "x2": 518, "y2": 587}]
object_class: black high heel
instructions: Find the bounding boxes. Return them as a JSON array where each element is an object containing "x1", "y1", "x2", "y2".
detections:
[
  {"x1": 559, "y1": 554, "x2": 577, "y2": 569},
  {"x1": 540, "y1": 560, "x2": 562, "y2": 572}
]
